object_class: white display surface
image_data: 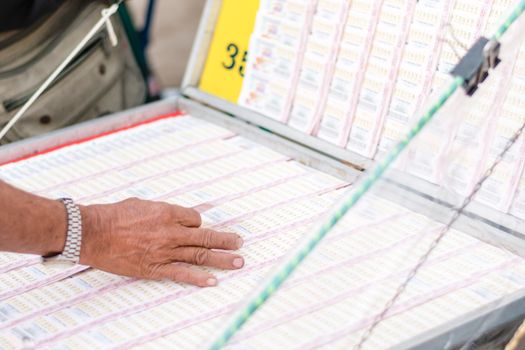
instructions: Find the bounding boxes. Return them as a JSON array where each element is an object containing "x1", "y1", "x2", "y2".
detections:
[{"x1": 0, "y1": 115, "x2": 524, "y2": 349}]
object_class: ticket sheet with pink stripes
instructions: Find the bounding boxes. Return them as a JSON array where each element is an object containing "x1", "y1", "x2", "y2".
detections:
[
  {"x1": 239, "y1": 0, "x2": 525, "y2": 220},
  {"x1": 0, "y1": 115, "x2": 524, "y2": 349}
]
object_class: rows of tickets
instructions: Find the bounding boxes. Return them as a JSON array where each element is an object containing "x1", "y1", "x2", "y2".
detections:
[
  {"x1": 1, "y1": 115, "x2": 525, "y2": 349},
  {"x1": 238, "y1": 0, "x2": 525, "y2": 220}
]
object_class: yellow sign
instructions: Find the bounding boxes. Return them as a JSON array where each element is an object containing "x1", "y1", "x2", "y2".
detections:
[{"x1": 199, "y1": 0, "x2": 260, "y2": 103}]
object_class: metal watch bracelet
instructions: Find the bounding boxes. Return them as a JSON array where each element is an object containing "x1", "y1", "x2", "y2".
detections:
[{"x1": 55, "y1": 198, "x2": 83, "y2": 263}]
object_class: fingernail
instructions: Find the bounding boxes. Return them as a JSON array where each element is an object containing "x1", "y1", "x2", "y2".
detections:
[
  {"x1": 206, "y1": 278, "x2": 217, "y2": 286},
  {"x1": 233, "y1": 257, "x2": 244, "y2": 268},
  {"x1": 236, "y1": 237, "x2": 244, "y2": 249}
]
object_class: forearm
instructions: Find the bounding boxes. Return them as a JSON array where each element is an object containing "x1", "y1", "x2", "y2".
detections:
[
  {"x1": 0, "y1": 180, "x2": 66, "y2": 256},
  {"x1": 0, "y1": 179, "x2": 244, "y2": 286}
]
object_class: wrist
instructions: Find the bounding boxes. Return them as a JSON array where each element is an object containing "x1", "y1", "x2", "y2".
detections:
[
  {"x1": 43, "y1": 199, "x2": 68, "y2": 256},
  {"x1": 78, "y1": 205, "x2": 102, "y2": 266}
]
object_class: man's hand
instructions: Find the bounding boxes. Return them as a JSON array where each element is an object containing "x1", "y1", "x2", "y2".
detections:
[
  {"x1": 79, "y1": 198, "x2": 244, "y2": 287},
  {"x1": 0, "y1": 180, "x2": 243, "y2": 287}
]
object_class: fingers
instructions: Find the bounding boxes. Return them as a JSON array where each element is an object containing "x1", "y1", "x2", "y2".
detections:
[
  {"x1": 154, "y1": 263, "x2": 218, "y2": 287},
  {"x1": 170, "y1": 205, "x2": 202, "y2": 227},
  {"x1": 173, "y1": 247, "x2": 244, "y2": 270},
  {"x1": 180, "y1": 227, "x2": 244, "y2": 250}
]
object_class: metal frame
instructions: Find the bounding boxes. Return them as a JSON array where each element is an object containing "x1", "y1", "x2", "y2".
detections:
[
  {"x1": 176, "y1": 96, "x2": 363, "y2": 183},
  {"x1": 0, "y1": 97, "x2": 177, "y2": 164},
  {"x1": 393, "y1": 289, "x2": 525, "y2": 349},
  {"x1": 1, "y1": 0, "x2": 525, "y2": 348},
  {"x1": 181, "y1": 0, "x2": 223, "y2": 89},
  {"x1": 183, "y1": 87, "x2": 372, "y2": 170},
  {"x1": 2, "y1": 97, "x2": 525, "y2": 350}
]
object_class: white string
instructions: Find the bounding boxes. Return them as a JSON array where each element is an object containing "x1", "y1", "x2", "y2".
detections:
[{"x1": 0, "y1": 3, "x2": 121, "y2": 143}]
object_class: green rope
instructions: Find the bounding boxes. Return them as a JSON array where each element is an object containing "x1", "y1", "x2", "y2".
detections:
[
  {"x1": 208, "y1": 1, "x2": 525, "y2": 349},
  {"x1": 208, "y1": 75, "x2": 463, "y2": 350},
  {"x1": 493, "y1": 0, "x2": 525, "y2": 40}
]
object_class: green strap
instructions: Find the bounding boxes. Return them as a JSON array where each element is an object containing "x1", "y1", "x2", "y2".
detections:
[{"x1": 117, "y1": 4, "x2": 151, "y2": 102}]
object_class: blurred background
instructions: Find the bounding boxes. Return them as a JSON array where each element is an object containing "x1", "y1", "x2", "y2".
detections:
[{"x1": 127, "y1": 0, "x2": 206, "y2": 88}]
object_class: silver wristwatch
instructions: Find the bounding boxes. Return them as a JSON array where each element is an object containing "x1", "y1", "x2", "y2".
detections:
[{"x1": 53, "y1": 198, "x2": 83, "y2": 263}]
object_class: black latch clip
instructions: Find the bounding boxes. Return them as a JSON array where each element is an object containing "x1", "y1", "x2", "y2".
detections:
[{"x1": 450, "y1": 37, "x2": 501, "y2": 96}]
